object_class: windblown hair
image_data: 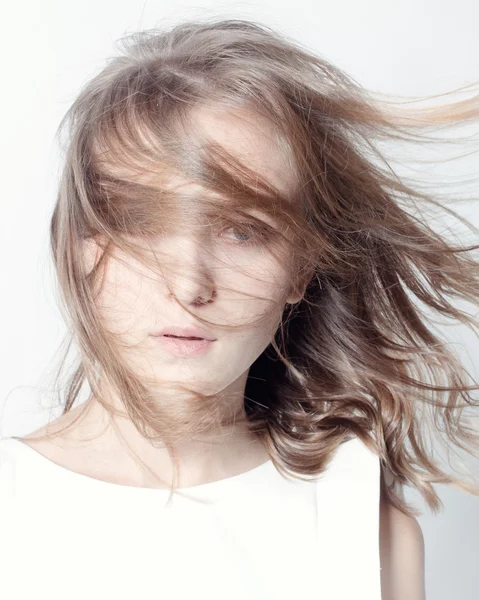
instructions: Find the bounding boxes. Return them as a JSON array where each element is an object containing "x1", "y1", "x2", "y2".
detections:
[{"x1": 22, "y1": 18, "x2": 479, "y2": 510}]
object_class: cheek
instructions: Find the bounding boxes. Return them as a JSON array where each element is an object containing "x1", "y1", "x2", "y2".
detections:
[
  {"x1": 231, "y1": 251, "x2": 291, "y2": 292},
  {"x1": 228, "y1": 263, "x2": 291, "y2": 330},
  {"x1": 246, "y1": 259, "x2": 292, "y2": 305},
  {"x1": 94, "y1": 266, "x2": 151, "y2": 335},
  {"x1": 91, "y1": 251, "x2": 291, "y2": 335}
]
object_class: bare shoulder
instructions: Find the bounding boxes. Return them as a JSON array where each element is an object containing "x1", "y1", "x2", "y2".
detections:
[{"x1": 379, "y1": 486, "x2": 426, "y2": 600}]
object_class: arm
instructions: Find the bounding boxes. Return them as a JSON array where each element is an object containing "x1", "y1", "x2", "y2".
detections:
[{"x1": 379, "y1": 486, "x2": 426, "y2": 600}]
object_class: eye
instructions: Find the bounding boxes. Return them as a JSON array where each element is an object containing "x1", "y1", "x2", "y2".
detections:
[{"x1": 220, "y1": 223, "x2": 270, "y2": 246}]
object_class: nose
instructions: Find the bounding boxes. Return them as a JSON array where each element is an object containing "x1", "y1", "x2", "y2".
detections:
[{"x1": 163, "y1": 237, "x2": 216, "y2": 307}]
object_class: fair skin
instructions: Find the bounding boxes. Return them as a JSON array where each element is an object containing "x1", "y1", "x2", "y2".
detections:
[
  {"x1": 23, "y1": 106, "x2": 426, "y2": 597},
  {"x1": 380, "y1": 470, "x2": 426, "y2": 599},
  {"x1": 380, "y1": 489, "x2": 426, "y2": 599},
  {"x1": 23, "y1": 106, "x2": 302, "y2": 488}
]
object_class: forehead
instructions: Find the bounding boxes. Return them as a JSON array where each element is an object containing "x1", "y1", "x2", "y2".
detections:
[
  {"x1": 188, "y1": 105, "x2": 295, "y2": 197},
  {"x1": 94, "y1": 104, "x2": 295, "y2": 199}
]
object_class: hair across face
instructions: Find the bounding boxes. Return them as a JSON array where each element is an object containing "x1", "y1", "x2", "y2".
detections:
[
  {"x1": 81, "y1": 106, "x2": 303, "y2": 396},
  {"x1": 45, "y1": 18, "x2": 479, "y2": 509},
  {"x1": 67, "y1": 89, "x2": 315, "y2": 471}
]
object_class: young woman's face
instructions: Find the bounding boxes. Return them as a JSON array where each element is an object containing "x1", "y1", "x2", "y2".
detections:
[{"x1": 83, "y1": 107, "x2": 301, "y2": 397}]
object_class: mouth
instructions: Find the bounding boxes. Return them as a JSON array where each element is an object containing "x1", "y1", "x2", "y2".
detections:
[
  {"x1": 163, "y1": 334, "x2": 205, "y2": 340},
  {"x1": 152, "y1": 326, "x2": 217, "y2": 341},
  {"x1": 153, "y1": 334, "x2": 216, "y2": 357}
]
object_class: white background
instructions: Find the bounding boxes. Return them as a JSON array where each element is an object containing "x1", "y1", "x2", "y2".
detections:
[{"x1": 1, "y1": 1, "x2": 478, "y2": 598}]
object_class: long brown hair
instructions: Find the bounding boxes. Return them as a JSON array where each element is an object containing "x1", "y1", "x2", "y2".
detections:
[{"x1": 21, "y1": 18, "x2": 479, "y2": 511}]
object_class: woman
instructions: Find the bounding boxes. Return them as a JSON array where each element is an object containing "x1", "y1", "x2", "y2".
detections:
[{"x1": 1, "y1": 17, "x2": 478, "y2": 599}]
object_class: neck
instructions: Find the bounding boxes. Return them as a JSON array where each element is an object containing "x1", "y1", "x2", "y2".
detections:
[{"x1": 63, "y1": 392, "x2": 268, "y2": 488}]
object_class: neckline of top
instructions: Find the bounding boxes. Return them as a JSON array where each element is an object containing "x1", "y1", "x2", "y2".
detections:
[{"x1": 5, "y1": 436, "x2": 275, "y2": 494}]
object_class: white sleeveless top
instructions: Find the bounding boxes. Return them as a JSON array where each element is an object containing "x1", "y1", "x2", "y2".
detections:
[{"x1": 0, "y1": 434, "x2": 382, "y2": 599}]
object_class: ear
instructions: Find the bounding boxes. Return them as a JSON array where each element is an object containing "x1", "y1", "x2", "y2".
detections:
[
  {"x1": 285, "y1": 265, "x2": 315, "y2": 304},
  {"x1": 285, "y1": 290, "x2": 304, "y2": 305},
  {"x1": 81, "y1": 237, "x2": 104, "y2": 276}
]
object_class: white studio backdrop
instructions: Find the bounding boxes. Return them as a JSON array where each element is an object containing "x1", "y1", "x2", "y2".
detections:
[{"x1": 1, "y1": 1, "x2": 478, "y2": 598}]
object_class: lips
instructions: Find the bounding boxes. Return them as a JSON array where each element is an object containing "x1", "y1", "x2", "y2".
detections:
[
  {"x1": 164, "y1": 334, "x2": 204, "y2": 340},
  {"x1": 152, "y1": 325, "x2": 217, "y2": 341},
  {"x1": 153, "y1": 333, "x2": 216, "y2": 357}
]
